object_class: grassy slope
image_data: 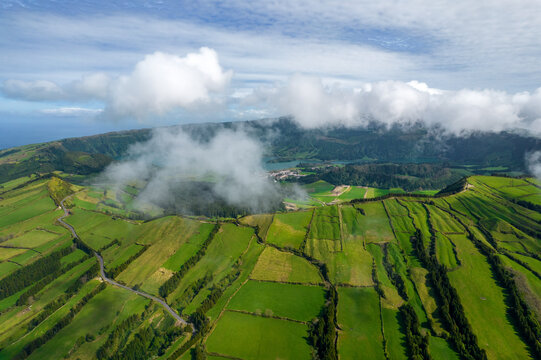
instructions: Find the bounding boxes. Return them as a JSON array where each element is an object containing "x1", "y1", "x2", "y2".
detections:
[
  {"x1": 250, "y1": 246, "x2": 322, "y2": 284},
  {"x1": 206, "y1": 311, "x2": 311, "y2": 360},
  {"x1": 266, "y1": 211, "x2": 312, "y2": 248},
  {"x1": 337, "y1": 287, "x2": 386, "y2": 360},
  {"x1": 226, "y1": 280, "x2": 325, "y2": 322},
  {"x1": 447, "y1": 234, "x2": 530, "y2": 359}
]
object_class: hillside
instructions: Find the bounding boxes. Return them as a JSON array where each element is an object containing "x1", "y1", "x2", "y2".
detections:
[
  {"x1": 0, "y1": 173, "x2": 540, "y2": 359},
  {"x1": 1, "y1": 118, "x2": 539, "y2": 185}
]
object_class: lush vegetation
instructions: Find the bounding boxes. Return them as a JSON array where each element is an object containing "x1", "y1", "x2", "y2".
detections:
[
  {"x1": 159, "y1": 223, "x2": 219, "y2": 297},
  {"x1": 301, "y1": 163, "x2": 464, "y2": 191},
  {"x1": 0, "y1": 162, "x2": 540, "y2": 360}
]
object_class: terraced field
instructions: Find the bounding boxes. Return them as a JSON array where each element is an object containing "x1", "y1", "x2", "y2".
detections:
[{"x1": 0, "y1": 175, "x2": 540, "y2": 360}]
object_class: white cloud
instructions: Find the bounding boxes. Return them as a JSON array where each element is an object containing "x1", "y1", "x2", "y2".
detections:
[
  {"x1": 101, "y1": 126, "x2": 282, "y2": 213},
  {"x1": 526, "y1": 151, "x2": 541, "y2": 180},
  {"x1": 2, "y1": 79, "x2": 64, "y2": 101},
  {"x1": 105, "y1": 48, "x2": 232, "y2": 119},
  {"x1": 40, "y1": 107, "x2": 103, "y2": 116},
  {"x1": 2, "y1": 48, "x2": 233, "y2": 120},
  {"x1": 258, "y1": 75, "x2": 541, "y2": 135}
]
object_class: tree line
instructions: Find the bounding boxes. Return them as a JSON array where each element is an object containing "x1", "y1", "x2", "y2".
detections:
[
  {"x1": 383, "y1": 245, "x2": 408, "y2": 301},
  {"x1": 14, "y1": 282, "x2": 106, "y2": 360},
  {"x1": 399, "y1": 303, "x2": 431, "y2": 360},
  {"x1": 0, "y1": 245, "x2": 73, "y2": 300},
  {"x1": 16, "y1": 249, "x2": 91, "y2": 306},
  {"x1": 104, "y1": 318, "x2": 185, "y2": 360},
  {"x1": 27, "y1": 293, "x2": 70, "y2": 331},
  {"x1": 159, "y1": 224, "x2": 220, "y2": 298},
  {"x1": 468, "y1": 225, "x2": 541, "y2": 357},
  {"x1": 308, "y1": 285, "x2": 338, "y2": 360},
  {"x1": 412, "y1": 230, "x2": 487, "y2": 359},
  {"x1": 106, "y1": 244, "x2": 149, "y2": 279},
  {"x1": 65, "y1": 262, "x2": 100, "y2": 294},
  {"x1": 440, "y1": 202, "x2": 541, "y2": 358},
  {"x1": 296, "y1": 163, "x2": 462, "y2": 192},
  {"x1": 24, "y1": 261, "x2": 99, "y2": 334},
  {"x1": 167, "y1": 257, "x2": 244, "y2": 360},
  {"x1": 97, "y1": 314, "x2": 141, "y2": 359}
]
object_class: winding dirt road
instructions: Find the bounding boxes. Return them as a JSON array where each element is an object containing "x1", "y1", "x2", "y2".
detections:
[{"x1": 57, "y1": 196, "x2": 190, "y2": 327}]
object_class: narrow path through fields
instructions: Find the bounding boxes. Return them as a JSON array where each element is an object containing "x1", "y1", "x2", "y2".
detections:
[{"x1": 57, "y1": 195, "x2": 190, "y2": 328}]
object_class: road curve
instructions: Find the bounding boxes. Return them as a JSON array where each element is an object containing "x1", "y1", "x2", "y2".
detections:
[{"x1": 57, "y1": 195, "x2": 190, "y2": 328}]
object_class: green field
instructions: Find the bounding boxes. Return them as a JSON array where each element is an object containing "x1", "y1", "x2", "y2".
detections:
[
  {"x1": 448, "y1": 235, "x2": 530, "y2": 359},
  {"x1": 337, "y1": 287, "x2": 385, "y2": 359},
  {"x1": 227, "y1": 280, "x2": 325, "y2": 321},
  {"x1": 250, "y1": 246, "x2": 322, "y2": 284},
  {"x1": 206, "y1": 311, "x2": 311, "y2": 360},
  {"x1": 266, "y1": 210, "x2": 312, "y2": 248},
  {"x1": 309, "y1": 206, "x2": 341, "y2": 240},
  {"x1": 162, "y1": 222, "x2": 216, "y2": 270}
]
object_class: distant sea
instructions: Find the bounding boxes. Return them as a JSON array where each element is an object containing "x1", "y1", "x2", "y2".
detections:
[{"x1": 0, "y1": 116, "x2": 148, "y2": 150}]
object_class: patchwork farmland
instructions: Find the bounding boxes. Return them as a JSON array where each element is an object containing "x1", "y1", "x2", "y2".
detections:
[{"x1": 0, "y1": 174, "x2": 540, "y2": 359}]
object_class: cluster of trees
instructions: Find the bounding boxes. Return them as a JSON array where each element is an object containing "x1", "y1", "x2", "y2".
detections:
[
  {"x1": 436, "y1": 177, "x2": 467, "y2": 196},
  {"x1": 106, "y1": 245, "x2": 149, "y2": 279},
  {"x1": 65, "y1": 263, "x2": 100, "y2": 294},
  {"x1": 105, "y1": 322, "x2": 185, "y2": 360},
  {"x1": 297, "y1": 163, "x2": 462, "y2": 191},
  {"x1": 412, "y1": 230, "x2": 487, "y2": 359},
  {"x1": 308, "y1": 287, "x2": 338, "y2": 360},
  {"x1": 17, "y1": 249, "x2": 91, "y2": 305},
  {"x1": 192, "y1": 344, "x2": 206, "y2": 360},
  {"x1": 109, "y1": 327, "x2": 152, "y2": 360},
  {"x1": 166, "y1": 331, "x2": 203, "y2": 360},
  {"x1": 73, "y1": 237, "x2": 93, "y2": 255},
  {"x1": 0, "y1": 246, "x2": 72, "y2": 300},
  {"x1": 160, "y1": 182, "x2": 251, "y2": 218},
  {"x1": 197, "y1": 287, "x2": 224, "y2": 316},
  {"x1": 423, "y1": 204, "x2": 437, "y2": 257},
  {"x1": 14, "y1": 282, "x2": 106, "y2": 360},
  {"x1": 97, "y1": 314, "x2": 140, "y2": 359},
  {"x1": 159, "y1": 224, "x2": 219, "y2": 298},
  {"x1": 399, "y1": 304, "x2": 431, "y2": 360},
  {"x1": 176, "y1": 273, "x2": 212, "y2": 311}
]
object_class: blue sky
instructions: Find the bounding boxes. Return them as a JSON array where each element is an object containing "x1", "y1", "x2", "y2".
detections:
[{"x1": 1, "y1": 0, "x2": 541, "y2": 148}]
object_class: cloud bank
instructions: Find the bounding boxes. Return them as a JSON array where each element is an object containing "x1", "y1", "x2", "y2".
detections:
[
  {"x1": 101, "y1": 126, "x2": 282, "y2": 214},
  {"x1": 2, "y1": 47, "x2": 232, "y2": 120},
  {"x1": 262, "y1": 75, "x2": 541, "y2": 136}
]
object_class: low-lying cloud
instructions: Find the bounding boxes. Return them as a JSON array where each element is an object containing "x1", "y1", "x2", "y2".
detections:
[
  {"x1": 262, "y1": 75, "x2": 541, "y2": 136},
  {"x1": 2, "y1": 47, "x2": 232, "y2": 120},
  {"x1": 100, "y1": 126, "x2": 282, "y2": 215},
  {"x1": 526, "y1": 151, "x2": 541, "y2": 180}
]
